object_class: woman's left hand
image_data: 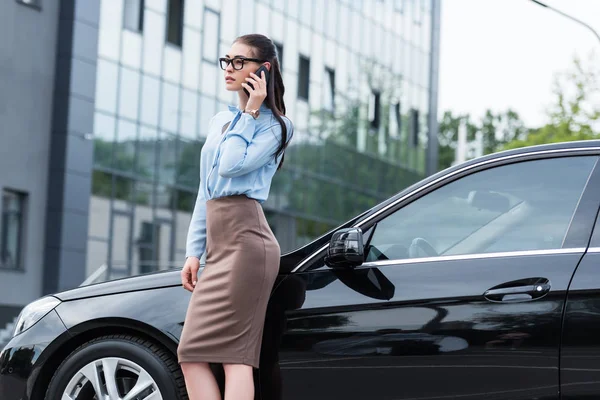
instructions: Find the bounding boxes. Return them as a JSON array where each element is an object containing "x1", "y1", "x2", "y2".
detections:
[{"x1": 242, "y1": 71, "x2": 267, "y2": 110}]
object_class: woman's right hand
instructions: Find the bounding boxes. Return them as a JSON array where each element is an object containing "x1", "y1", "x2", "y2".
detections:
[{"x1": 181, "y1": 257, "x2": 200, "y2": 292}]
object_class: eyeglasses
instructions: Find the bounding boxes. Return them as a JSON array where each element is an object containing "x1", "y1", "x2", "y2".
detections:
[{"x1": 219, "y1": 57, "x2": 266, "y2": 71}]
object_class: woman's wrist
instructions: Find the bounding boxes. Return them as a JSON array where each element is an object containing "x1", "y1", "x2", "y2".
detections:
[{"x1": 245, "y1": 100, "x2": 262, "y2": 111}]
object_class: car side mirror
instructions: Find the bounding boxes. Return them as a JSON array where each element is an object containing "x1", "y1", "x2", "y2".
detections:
[{"x1": 324, "y1": 228, "x2": 364, "y2": 269}]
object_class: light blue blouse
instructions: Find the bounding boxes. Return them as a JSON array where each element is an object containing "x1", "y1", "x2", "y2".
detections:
[{"x1": 185, "y1": 103, "x2": 293, "y2": 259}]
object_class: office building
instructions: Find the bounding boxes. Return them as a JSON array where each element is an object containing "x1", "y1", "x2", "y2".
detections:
[{"x1": 0, "y1": 0, "x2": 441, "y2": 328}]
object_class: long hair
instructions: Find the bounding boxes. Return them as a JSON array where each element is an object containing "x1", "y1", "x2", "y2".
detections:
[{"x1": 235, "y1": 34, "x2": 291, "y2": 170}]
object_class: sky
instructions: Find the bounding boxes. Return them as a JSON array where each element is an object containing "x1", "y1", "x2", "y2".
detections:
[{"x1": 438, "y1": 0, "x2": 600, "y2": 128}]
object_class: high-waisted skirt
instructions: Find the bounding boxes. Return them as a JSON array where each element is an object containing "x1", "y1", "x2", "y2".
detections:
[{"x1": 177, "y1": 195, "x2": 280, "y2": 368}]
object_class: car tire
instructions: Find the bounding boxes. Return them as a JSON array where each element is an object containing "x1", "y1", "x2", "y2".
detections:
[{"x1": 45, "y1": 334, "x2": 187, "y2": 400}]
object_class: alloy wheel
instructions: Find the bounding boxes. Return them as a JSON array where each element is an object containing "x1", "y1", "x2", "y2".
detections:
[{"x1": 61, "y1": 356, "x2": 163, "y2": 400}]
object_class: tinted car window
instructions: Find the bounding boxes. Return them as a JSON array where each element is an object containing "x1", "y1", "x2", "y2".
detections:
[
  {"x1": 366, "y1": 156, "x2": 597, "y2": 262},
  {"x1": 592, "y1": 210, "x2": 600, "y2": 247}
]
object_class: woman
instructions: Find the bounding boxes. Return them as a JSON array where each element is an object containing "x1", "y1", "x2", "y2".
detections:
[{"x1": 177, "y1": 34, "x2": 293, "y2": 400}]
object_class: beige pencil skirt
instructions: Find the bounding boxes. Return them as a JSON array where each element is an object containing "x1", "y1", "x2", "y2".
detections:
[{"x1": 177, "y1": 195, "x2": 280, "y2": 368}]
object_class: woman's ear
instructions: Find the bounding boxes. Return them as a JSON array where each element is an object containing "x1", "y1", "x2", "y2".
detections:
[{"x1": 264, "y1": 62, "x2": 272, "y2": 71}]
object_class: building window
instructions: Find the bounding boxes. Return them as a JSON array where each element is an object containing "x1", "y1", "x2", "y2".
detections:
[
  {"x1": 275, "y1": 42, "x2": 284, "y2": 70},
  {"x1": 410, "y1": 108, "x2": 420, "y2": 146},
  {"x1": 124, "y1": 0, "x2": 145, "y2": 32},
  {"x1": 324, "y1": 67, "x2": 335, "y2": 113},
  {"x1": 394, "y1": 0, "x2": 404, "y2": 13},
  {"x1": 368, "y1": 90, "x2": 381, "y2": 130},
  {"x1": 203, "y1": 8, "x2": 220, "y2": 62},
  {"x1": 298, "y1": 55, "x2": 310, "y2": 101},
  {"x1": 16, "y1": 0, "x2": 41, "y2": 9},
  {"x1": 414, "y1": 0, "x2": 423, "y2": 24},
  {"x1": 167, "y1": 0, "x2": 184, "y2": 47},
  {"x1": 389, "y1": 101, "x2": 401, "y2": 138},
  {"x1": 1, "y1": 190, "x2": 26, "y2": 270}
]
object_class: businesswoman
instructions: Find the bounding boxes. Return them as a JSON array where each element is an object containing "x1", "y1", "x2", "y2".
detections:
[{"x1": 177, "y1": 34, "x2": 293, "y2": 400}]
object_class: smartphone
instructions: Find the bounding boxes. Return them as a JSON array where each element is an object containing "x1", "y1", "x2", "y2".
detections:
[{"x1": 244, "y1": 64, "x2": 270, "y2": 97}]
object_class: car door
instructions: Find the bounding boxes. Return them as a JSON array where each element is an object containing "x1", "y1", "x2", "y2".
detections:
[
  {"x1": 259, "y1": 154, "x2": 600, "y2": 400},
  {"x1": 561, "y1": 189, "x2": 600, "y2": 399}
]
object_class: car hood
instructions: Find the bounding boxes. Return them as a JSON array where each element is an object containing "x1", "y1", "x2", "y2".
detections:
[{"x1": 53, "y1": 269, "x2": 184, "y2": 301}]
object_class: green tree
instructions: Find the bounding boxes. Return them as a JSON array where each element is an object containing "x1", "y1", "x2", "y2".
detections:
[
  {"x1": 437, "y1": 111, "x2": 477, "y2": 171},
  {"x1": 503, "y1": 54, "x2": 599, "y2": 150},
  {"x1": 437, "y1": 109, "x2": 528, "y2": 171}
]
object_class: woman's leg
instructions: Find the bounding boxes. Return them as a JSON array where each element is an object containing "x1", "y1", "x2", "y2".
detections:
[
  {"x1": 223, "y1": 363, "x2": 255, "y2": 400},
  {"x1": 180, "y1": 362, "x2": 221, "y2": 400}
]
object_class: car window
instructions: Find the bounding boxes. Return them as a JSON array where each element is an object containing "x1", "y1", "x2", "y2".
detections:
[
  {"x1": 365, "y1": 156, "x2": 597, "y2": 262},
  {"x1": 592, "y1": 211, "x2": 600, "y2": 247}
]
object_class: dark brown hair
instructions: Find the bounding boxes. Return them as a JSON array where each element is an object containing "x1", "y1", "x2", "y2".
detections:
[{"x1": 235, "y1": 34, "x2": 291, "y2": 169}]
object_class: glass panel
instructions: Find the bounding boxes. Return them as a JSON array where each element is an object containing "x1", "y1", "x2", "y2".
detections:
[
  {"x1": 167, "y1": 0, "x2": 184, "y2": 46},
  {"x1": 118, "y1": 67, "x2": 141, "y2": 120},
  {"x1": 93, "y1": 112, "x2": 116, "y2": 169},
  {"x1": 113, "y1": 175, "x2": 134, "y2": 202},
  {"x1": 1, "y1": 190, "x2": 25, "y2": 269},
  {"x1": 92, "y1": 170, "x2": 112, "y2": 198},
  {"x1": 298, "y1": 56, "x2": 310, "y2": 100},
  {"x1": 313, "y1": 0, "x2": 326, "y2": 33},
  {"x1": 326, "y1": 0, "x2": 337, "y2": 39},
  {"x1": 110, "y1": 213, "x2": 131, "y2": 273},
  {"x1": 285, "y1": 21, "x2": 298, "y2": 73},
  {"x1": 163, "y1": 45, "x2": 182, "y2": 83},
  {"x1": 175, "y1": 191, "x2": 194, "y2": 253},
  {"x1": 220, "y1": 0, "x2": 237, "y2": 43},
  {"x1": 157, "y1": 131, "x2": 178, "y2": 184},
  {"x1": 134, "y1": 180, "x2": 154, "y2": 206},
  {"x1": 86, "y1": 239, "x2": 108, "y2": 279},
  {"x1": 98, "y1": 0, "x2": 123, "y2": 60},
  {"x1": 123, "y1": 0, "x2": 144, "y2": 31},
  {"x1": 121, "y1": 30, "x2": 143, "y2": 70},
  {"x1": 201, "y1": 62, "x2": 218, "y2": 95},
  {"x1": 288, "y1": 0, "x2": 299, "y2": 19},
  {"x1": 299, "y1": 25, "x2": 310, "y2": 56},
  {"x1": 137, "y1": 126, "x2": 158, "y2": 180},
  {"x1": 323, "y1": 67, "x2": 335, "y2": 113},
  {"x1": 238, "y1": 0, "x2": 254, "y2": 35},
  {"x1": 203, "y1": 9, "x2": 220, "y2": 62},
  {"x1": 300, "y1": 0, "x2": 311, "y2": 26},
  {"x1": 366, "y1": 157, "x2": 598, "y2": 262},
  {"x1": 115, "y1": 119, "x2": 138, "y2": 173},
  {"x1": 132, "y1": 202, "x2": 155, "y2": 275},
  {"x1": 338, "y1": 4, "x2": 349, "y2": 45},
  {"x1": 143, "y1": 9, "x2": 165, "y2": 76},
  {"x1": 146, "y1": 0, "x2": 167, "y2": 12},
  {"x1": 180, "y1": 90, "x2": 199, "y2": 139},
  {"x1": 161, "y1": 81, "x2": 180, "y2": 133},
  {"x1": 182, "y1": 28, "x2": 201, "y2": 90},
  {"x1": 156, "y1": 184, "x2": 174, "y2": 209},
  {"x1": 88, "y1": 195, "x2": 111, "y2": 239},
  {"x1": 140, "y1": 75, "x2": 161, "y2": 127},
  {"x1": 95, "y1": 60, "x2": 119, "y2": 114},
  {"x1": 156, "y1": 220, "x2": 173, "y2": 270},
  {"x1": 198, "y1": 95, "x2": 217, "y2": 137},
  {"x1": 176, "y1": 138, "x2": 202, "y2": 188},
  {"x1": 184, "y1": 0, "x2": 203, "y2": 29}
]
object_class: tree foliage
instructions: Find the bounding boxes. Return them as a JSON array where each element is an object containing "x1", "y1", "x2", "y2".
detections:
[{"x1": 503, "y1": 54, "x2": 599, "y2": 150}]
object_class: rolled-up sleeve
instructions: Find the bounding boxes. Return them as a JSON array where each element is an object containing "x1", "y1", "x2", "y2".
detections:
[
  {"x1": 185, "y1": 184, "x2": 207, "y2": 259},
  {"x1": 218, "y1": 113, "x2": 288, "y2": 178}
]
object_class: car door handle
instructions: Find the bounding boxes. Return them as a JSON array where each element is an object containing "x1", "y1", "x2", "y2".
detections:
[{"x1": 484, "y1": 279, "x2": 551, "y2": 302}]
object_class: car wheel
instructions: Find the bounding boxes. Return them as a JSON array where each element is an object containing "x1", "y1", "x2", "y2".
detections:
[{"x1": 46, "y1": 334, "x2": 187, "y2": 400}]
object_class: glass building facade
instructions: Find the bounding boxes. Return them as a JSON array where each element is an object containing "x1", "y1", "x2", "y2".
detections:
[{"x1": 88, "y1": 0, "x2": 441, "y2": 279}]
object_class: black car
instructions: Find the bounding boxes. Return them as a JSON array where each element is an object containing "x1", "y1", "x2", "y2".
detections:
[{"x1": 2, "y1": 140, "x2": 600, "y2": 400}]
